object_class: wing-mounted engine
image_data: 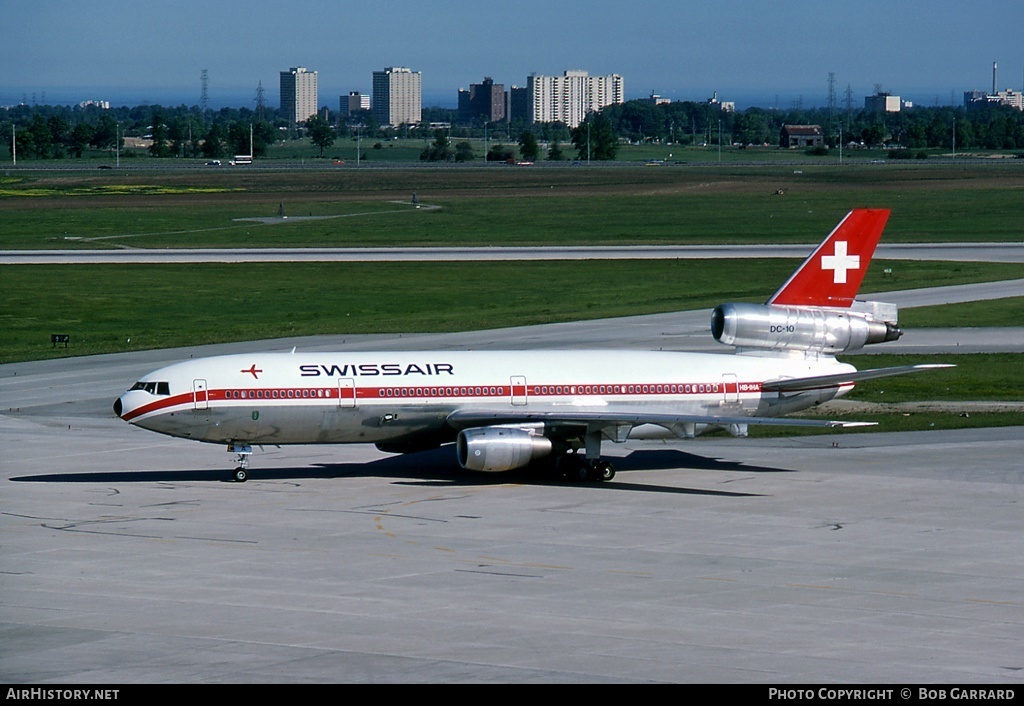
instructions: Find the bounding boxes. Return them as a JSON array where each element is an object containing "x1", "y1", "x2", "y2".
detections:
[
  {"x1": 711, "y1": 301, "x2": 902, "y2": 354},
  {"x1": 456, "y1": 427, "x2": 553, "y2": 472}
]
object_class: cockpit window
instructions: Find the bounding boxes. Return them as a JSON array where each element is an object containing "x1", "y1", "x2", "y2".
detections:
[{"x1": 129, "y1": 381, "x2": 170, "y2": 395}]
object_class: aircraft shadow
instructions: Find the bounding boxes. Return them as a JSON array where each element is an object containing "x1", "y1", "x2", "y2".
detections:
[{"x1": 11, "y1": 447, "x2": 790, "y2": 497}]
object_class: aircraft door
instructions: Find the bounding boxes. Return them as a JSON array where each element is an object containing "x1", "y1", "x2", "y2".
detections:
[
  {"x1": 722, "y1": 373, "x2": 739, "y2": 404},
  {"x1": 193, "y1": 379, "x2": 209, "y2": 410},
  {"x1": 338, "y1": 378, "x2": 356, "y2": 408},
  {"x1": 510, "y1": 376, "x2": 527, "y2": 406}
]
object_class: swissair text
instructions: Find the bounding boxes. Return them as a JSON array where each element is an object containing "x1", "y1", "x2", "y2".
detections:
[{"x1": 299, "y1": 363, "x2": 455, "y2": 377}]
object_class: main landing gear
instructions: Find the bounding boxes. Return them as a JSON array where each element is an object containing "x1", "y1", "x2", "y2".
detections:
[
  {"x1": 551, "y1": 428, "x2": 617, "y2": 482},
  {"x1": 227, "y1": 442, "x2": 252, "y2": 483},
  {"x1": 554, "y1": 452, "x2": 616, "y2": 482}
]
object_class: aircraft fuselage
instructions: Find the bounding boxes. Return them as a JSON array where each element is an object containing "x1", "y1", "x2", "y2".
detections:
[{"x1": 115, "y1": 349, "x2": 853, "y2": 447}]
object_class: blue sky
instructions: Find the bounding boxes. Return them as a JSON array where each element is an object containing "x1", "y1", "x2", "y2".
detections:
[{"x1": 3, "y1": 0, "x2": 1023, "y2": 109}]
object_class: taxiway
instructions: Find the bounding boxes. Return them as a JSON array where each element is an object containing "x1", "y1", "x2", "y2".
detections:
[
  {"x1": 3, "y1": 242, "x2": 1024, "y2": 264},
  {"x1": 2, "y1": 283, "x2": 1022, "y2": 683}
]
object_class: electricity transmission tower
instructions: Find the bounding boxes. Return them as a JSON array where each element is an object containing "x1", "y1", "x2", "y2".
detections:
[
  {"x1": 827, "y1": 72, "x2": 837, "y2": 142},
  {"x1": 255, "y1": 81, "x2": 266, "y2": 120},
  {"x1": 200, "y1": 69, "x2": 209, "y2": 113}
]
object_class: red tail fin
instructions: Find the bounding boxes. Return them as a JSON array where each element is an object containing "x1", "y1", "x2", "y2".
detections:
[{"x1": 767, "y1": 209, "x2": 890, "y2": 308}]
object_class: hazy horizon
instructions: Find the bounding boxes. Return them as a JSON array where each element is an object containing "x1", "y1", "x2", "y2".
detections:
[
  {"x1": 0, "y1": 82, "x2": 1000, "y2": 113},
  {"x1": 3, "y1": 0, "x2": 1022, "y2": 113}
]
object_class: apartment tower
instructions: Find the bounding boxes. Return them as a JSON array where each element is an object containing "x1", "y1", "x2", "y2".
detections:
[
  {"x1": 372, "y1": 67, "x2": 422, "y2": 127},
  {"x1": 527, "y1": 70, "x2": 624, "y2": 128},
  {"x1": 280, "y1": 67, "x2": 318, "y2": 124}
]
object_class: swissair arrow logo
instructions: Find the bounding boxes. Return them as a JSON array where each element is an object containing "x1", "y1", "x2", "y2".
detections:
[
  {"x1": 820, "y1": 240, "x2": 860, "y2": 284},
  {"x1": 241, "y1": 364, "x2": 263, "y2": 379}
]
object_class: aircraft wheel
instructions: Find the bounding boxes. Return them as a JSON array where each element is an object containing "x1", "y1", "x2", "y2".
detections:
[
  {"x1": 561, "y1": 454, "x2": 585, "y2": 481},
  {"x1": 595, "y1": 461, "x2": 616, "y2": 482},
  {"x1": 233, "y1": 467, "x2": 248, "y2": 483},
  {"x1": 575, "y1": 463, "x2": 595, "y2": 482}
]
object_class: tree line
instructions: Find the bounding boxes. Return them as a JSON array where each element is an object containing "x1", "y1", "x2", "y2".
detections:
[
  {"x1": 5, "y1": 98, "x2": 1024, "y2": 162},
  {"x1": 1, "y1": 103, "x2": 282, "y2": 160},
  {"x1": 602, "y1": 100, "x2": 1024, "y2": 150},
  {"x1": 417, "y1": 114, "x2": 616, "y2": 163}
]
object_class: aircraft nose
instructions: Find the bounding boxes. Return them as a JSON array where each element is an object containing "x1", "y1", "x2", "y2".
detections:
[{"x1": 113, "y1": 397, "x2": 123, "y2": 418}]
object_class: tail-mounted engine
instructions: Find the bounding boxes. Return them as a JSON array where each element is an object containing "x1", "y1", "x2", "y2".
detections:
[{"x1": 711, "y1": 302, "x2": 902, "y2": 354}]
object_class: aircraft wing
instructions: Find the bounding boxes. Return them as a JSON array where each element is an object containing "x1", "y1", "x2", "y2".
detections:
[
  {"x1": 446, "y1": 363, "x2": 956, "y2": 434},
  {"x1": 761, "y1": 364, "x2": 955, "y2": 394},
  {"x1": 446, "y1": 408, "x2": 874, "y2": 438}
]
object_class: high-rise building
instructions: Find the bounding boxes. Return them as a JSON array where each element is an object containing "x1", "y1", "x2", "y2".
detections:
[
  {"x1": 280, "y1": 67, "x2": 318, "y2": 124},
  {"x1": 372, "y1": 67, "x2": 422, "y2": 127},
  {"x1": 526, "y1": 70, "x2": 624, "y2": 128},
  {"x1": 509, "y1": 86, "x2": 530, "y2": 123},
  {"x1": 457, "y1": 77, "x2": 506, "y2": 124}
]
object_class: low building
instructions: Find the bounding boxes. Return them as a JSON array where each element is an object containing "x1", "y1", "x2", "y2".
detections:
[
  {"x1": 964, "y1": 88, "x2": 1024, "y2": 111},
  {"x1": 865, "y1": 92, "x2": 901, "y2": 113},
  {"x1": 638, "y1": 93, "x2": 671, "y2": 106},
  {"x1": 707, "y1": 91, "x2": 734, "y2": 112},
  {"x1": 780, "y1": 125, "x2": 824, "y2": 149},
  {"x1": 340, "y1": 92, "x2": 370, "y2": 116}
]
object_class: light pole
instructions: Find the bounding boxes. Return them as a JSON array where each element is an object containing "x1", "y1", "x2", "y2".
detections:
[
  {"x1": 587, "y1": 118, "x2": 591, "y2": 165},
  {"x1": 718, "y1": 118, "x2": 722, "y2": 163}
]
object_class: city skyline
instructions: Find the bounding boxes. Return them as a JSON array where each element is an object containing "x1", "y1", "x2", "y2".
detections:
[{"x1": 3, "y1": 0, "x2": 1023, "y2": 110}]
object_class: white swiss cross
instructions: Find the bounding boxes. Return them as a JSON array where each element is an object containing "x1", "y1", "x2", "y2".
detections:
[{"x1": 820, "y1": 240, "x2": 860, "y2": 284}]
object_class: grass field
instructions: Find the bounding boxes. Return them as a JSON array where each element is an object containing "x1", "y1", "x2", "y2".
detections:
[
  {"x1": 2, "y1": 163, "x2": 1024, "y2": 249},
  {"x1": 752, "y1": 352, "x2": 1024, "y2": 435},
  {"x1": 3, "y1": 259, "x2": 1023, "y2": 364},
  {"x1": 42, "y1": 137, "x2": 1024, "y2": 166},
  {"x1": 838, "y1": 353, "x2": 1023, "y2": 402}
]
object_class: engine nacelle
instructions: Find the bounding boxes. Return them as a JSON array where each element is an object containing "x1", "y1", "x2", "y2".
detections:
[
  {"x1": 711, "y1": 302, "x2": 901, "y2": 354},
  {"x1": 456, "y1": 427, "x2": 553, "y2": 472}
]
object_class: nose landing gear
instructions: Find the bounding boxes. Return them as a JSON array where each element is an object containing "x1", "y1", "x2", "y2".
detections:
[{"x1": 227, "y1": 442, "x2": 252, "y2": 482}]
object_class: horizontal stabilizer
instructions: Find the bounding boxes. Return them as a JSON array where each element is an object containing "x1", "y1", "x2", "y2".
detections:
[{"x1": 762, "y1": 363, "x2": 955, "y2": 393}]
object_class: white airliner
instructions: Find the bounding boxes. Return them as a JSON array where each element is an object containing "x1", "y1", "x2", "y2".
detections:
[{"x1": 114, "y1": 209, "x2": 951, "y2": 482}]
